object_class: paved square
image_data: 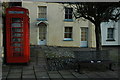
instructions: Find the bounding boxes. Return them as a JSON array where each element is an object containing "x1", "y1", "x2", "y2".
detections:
[{"x1": 2, "y1": 46, "x2": 119, "y2": 79}]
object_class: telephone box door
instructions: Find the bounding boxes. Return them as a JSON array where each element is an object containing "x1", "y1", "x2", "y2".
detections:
[{"x1": 11, "y1": 18, "x2": 24, "y2": 57}]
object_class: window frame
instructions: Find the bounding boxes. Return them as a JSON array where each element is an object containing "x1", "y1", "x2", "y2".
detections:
[
  {"x1": 106, "y1": 28, "x2": 115, "y2": 41},
  {"x1": 81, "y1": 27, "x2": 88, "y2": 41},
  {"x1": 37, "y1": 6, "x2": 47, "y2": 20},
  {"x1": 64, "y1": 7, "x2": 73, "y2": 20},
  {"x1": 64, "y1": 27, "x2": 73, "y2": 41},
  {"x1": 38, "y1": 23, "x2": 47, "y2": 40}
]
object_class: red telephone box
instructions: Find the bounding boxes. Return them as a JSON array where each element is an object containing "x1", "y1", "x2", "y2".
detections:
[{"x1": 5, "y1": 6, "x2": 30, "y2": 63}]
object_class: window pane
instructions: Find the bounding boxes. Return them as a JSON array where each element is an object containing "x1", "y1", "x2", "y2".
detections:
[
  {"x1": 65, "y1": 14, "x2": 68, "y2": 19},
  {"x1": 81, "y1": 38, "x2": 84, "y2": 41},
  {"x1": 12, "y1": 23, "x2": 22, "y2": 27},
  {"x1": 69, "y1": 14, "x2": 72, "y2": 19},
  {"x1": 64, "y1": 27, "x2": 72, "y2": 38},
  {"x1": 38, "y1": 6, "x2": 47, "y2": 18},
  {"x1": 69, "y1": 33, "x2": 72, "y2": 38},
  {"x1": 110, "y1": 34, "x2": 113, "y2": 38},
  {"x1": 81, "y1": 28, "x2": 88, "y2": 41},
  {"x1": 39, "y1": 23, "x2": 47, "y2": 40},
  {"x1": 107, "y1": 34, "x2": 110, "y2": 38},
  {"x1": 65, "y1": 27, "x2": 69, "y2": 32},
  {"x1": 65, "y1": 8, "x2": 68, "y2": 13},
  {"x1": 65, "y1": 33, "x2": 72, "y2": 38},
  {"x1": 69, "y1": 28, "x2": 72, "y2": 32},
  {"x1": 12, "y1": 43, "x2": 22, "y2": 47},
  {"x1": 12, "y1": 33, "x2": 23, "y2": 37},
  {"x1": 107, "y1": 28, "x2": 114, "y2": 39},
  {"x1": 13, "y1": 48, "x2": 22, "y2": 52},
  {"x1": 12, "y1": 38, "x2": 22, "y2": 42},
  {"x1": 65, "y1": 33, "x2": 68, "y2": 38},
  {"x1": 12, "y1": 18, "x2": 22, "y2": 22},
  {"x1": 69, "y1": 8, "x2": 73, "y2": 13},
  {"x1": 13, "y1": 53, "x2": 23, "y2": 57},
  {"x1": 12, "y1": 28, "x2": 23, "y2": 32},
  {"x1": 65, "y1": 8, "x2": 73, "y2": 19},
  {"x1": 65, "y1": 27, "x2": 72, "y2": 32}
]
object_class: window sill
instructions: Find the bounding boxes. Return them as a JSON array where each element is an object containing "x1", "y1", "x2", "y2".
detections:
[
  {"x1": 63, "y1": 38, "x2": 73, "y2": 41},
  {"x1": 64, "y1": 19, "x2": 73, "y2": 22},
  {"x1": 37, "y1": 18, "x2": 47, "y2": 21},
  {"x1": 106, "y1": 39, "x2": 115, "y2": 41}
]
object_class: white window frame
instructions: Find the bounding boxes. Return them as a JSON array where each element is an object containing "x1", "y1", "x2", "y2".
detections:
[
  {"x1": 107, "y1": 28, "x2": 114, "y2": 40},
  {"x1": 65, "y1": 8, "x2": 73, "y2": 19},
  {"x1": 81, "y1": 27, "x2": 88, "y2": 41},
  {"x1": 64, "y1": 27, "x2": 73, "y2": 40},
  {"x1": 38, "y1": 6, "x2": 47, "y2": 19}
]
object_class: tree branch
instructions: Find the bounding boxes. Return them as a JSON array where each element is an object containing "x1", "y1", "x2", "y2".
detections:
[{"x1": 81, "y1": 15, "x2": 95, "y2": 24}]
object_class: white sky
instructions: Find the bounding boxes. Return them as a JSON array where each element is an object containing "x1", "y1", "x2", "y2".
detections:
[{"x1": 1, "y1": 0, "x2": 120, "y2": 2}]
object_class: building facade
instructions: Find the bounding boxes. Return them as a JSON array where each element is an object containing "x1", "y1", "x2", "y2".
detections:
[
  {"x1": 22, "y1": 1, "x2": 96, "y2": 47},
  {"x1": 1, "y1": 1, "x2": 119, "y2": 49},
  {"x1": 101, "y1": 20, "x2": 120, "y2": 46}
]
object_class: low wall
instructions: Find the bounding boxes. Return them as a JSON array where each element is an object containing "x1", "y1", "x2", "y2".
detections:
[{"x1": 74, "y1": 50, "x2": 110, "y2": 61}]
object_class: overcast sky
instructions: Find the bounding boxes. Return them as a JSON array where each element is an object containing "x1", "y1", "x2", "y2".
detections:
[{"x1": 1, "y1": 0, "x2": 120, "y2": 2}]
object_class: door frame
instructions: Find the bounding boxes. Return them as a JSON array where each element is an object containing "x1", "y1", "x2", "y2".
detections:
[
  {"x1": 80, "y1": 27, "x2": 88, "y2": 47},
  {"x1": 37, "y1": 22, "x2": 48, "y2": 45}
]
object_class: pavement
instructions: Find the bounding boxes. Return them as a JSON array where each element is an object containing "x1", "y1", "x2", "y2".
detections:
[
  {"x1": 2, "y1": 46, "x2": 120, "y2": 80},
  {"x1": 0, "y1": 47, "x2": 3, "y2": 80}
]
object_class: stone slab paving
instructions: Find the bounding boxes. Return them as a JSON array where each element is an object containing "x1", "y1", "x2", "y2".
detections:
[
  {"x1": 2, "y1": 46, "x2": 119, "y2": 80},
  {"x1": 71, "y1": 71, "x2": 89, "y2": 78},
  {"x1": 0, "y1": 47, "x2": 2, "y2": 80},
  {"x1": 36, "y1": 72, "x2": 49, "y2": 78}
]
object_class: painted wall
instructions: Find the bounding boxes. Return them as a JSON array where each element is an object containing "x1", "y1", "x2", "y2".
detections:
[
  {"x1": 101, "y1": 20, "x2": 120, "y2": 46},
  {"x1": 22, "y1": 2, "x2": 39, "y2": 45},
  {"x1": 22, "y1": 1, "x2": 96, "y2": 47},
  {"x1": 118, "y1": 20, "x2": 120, "y2": 45},
  {"x1": 88, "y1": 22, "x2": 96, "y2": 47}
]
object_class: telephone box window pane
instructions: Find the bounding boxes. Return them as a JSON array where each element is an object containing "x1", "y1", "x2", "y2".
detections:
[
  {"x1": 12, "y1": 38, "x2": 22, "y2": 42},
  {"x1": 12, "y1": 28, "x2": 23, "y2": 32},
  {"x1": 9, "y1": 11, "x2": 24, "y2": 14},
  {"x1": 12, "y1": 33, "x2": 23, "y2": 37},
  {"x1": 12, "y1": 43, "x2": 22, "y2": 47},
  {"x1": 12, "y1": 23, "x2": 22, "y2": 27},
  {"x1": 12, "y1": 18, "x2": 22, "y2": 22},
  {"x1": 13, "y1": 48, "x2": 22, "y2": 52},
  {"x1": 13, "y1": 53, "x2": 22, "y2": 57}
]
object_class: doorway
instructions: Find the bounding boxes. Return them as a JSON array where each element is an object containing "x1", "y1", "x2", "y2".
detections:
[
  {"x1": 80, "y1": 27, "x2": 88, "y2": 47},
  {"x1": 38, "y1": 23, "x2": 47, "y2": 45}
]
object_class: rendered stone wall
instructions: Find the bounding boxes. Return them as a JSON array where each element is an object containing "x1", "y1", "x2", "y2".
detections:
[{"x1": 22, "y1": 1, "x2": 96, "y2": 47}]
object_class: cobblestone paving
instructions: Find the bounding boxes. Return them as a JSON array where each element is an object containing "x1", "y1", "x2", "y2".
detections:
[
  {"x1": 2, "y1": 46, "x2": 119, "y2": 80},
  {"x1": 0, "y1": 47, "x2": 3, "y2": 80}
]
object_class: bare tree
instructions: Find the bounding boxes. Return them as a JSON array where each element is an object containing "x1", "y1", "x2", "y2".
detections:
[{"x1": 64, "y1": 2, "x2": 120, "y2": 51}]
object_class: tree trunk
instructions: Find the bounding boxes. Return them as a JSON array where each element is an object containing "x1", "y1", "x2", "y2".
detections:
[{"x1": 95, "y1": 22, "x2": 102, "y2": 51}]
